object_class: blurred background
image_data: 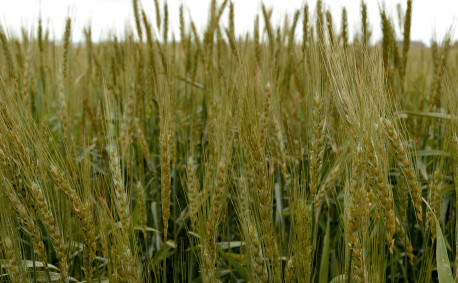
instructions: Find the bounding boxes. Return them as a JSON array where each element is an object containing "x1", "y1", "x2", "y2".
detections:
[{"x1": 0, "y1": 0, "x2": 456, "y2": 45}]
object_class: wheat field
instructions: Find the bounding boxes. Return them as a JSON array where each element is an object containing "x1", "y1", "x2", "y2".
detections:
[{"x1": 0, "y1": 0, "x2": 456, "y2": 282}]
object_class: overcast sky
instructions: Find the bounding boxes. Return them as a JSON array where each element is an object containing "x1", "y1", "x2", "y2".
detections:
[{"x1": 0, "y1": 0, "x2": 456, "y2": 45}]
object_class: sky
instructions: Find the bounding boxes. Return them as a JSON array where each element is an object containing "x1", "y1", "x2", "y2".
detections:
[{"x1": 0, "y1": 0, "x2": 456, "y2": 45}]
